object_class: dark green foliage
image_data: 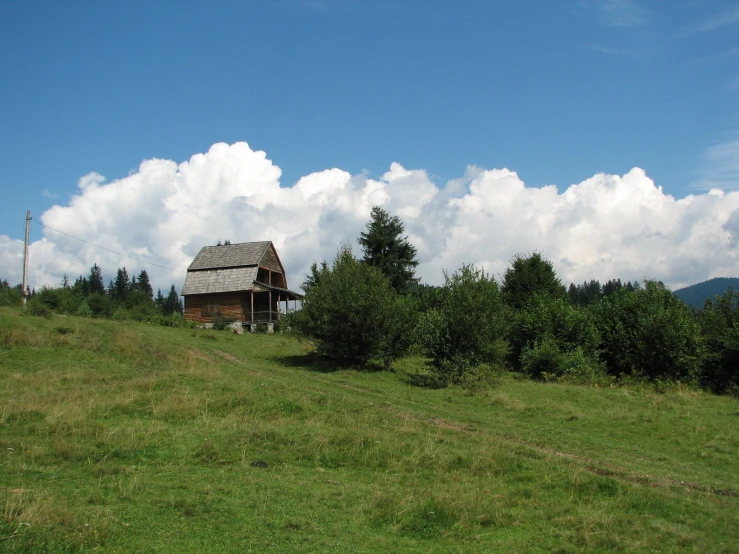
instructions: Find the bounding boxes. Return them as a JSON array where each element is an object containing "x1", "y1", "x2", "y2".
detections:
[
  {"x1": 420, "y1": 265, "x2": 507, "y2": 385},
  {"x1": 568, "y1": 280, "x2": 603, "y2": 306},
  {"x1": 26, "y1": 297, "x2": 53, "y2": 318},
  {"x1": 76, "y1": 299, "x2": 93, "y2": 317},
  {"x1": 163, "y1": 285, "x2": 183, "y2": 316},
  {"x1": 290, "y1": 246, "x2": 414, "y2": 367},
  {"x1": 32, "y1": 286, "x2": 80, "y2": 314},
  {"x1": 358, "y1": 206, "x2": 419, "y2": 293},
  {"x1": 86, "y1": 292, "x2": 113, "y2": 318},
  {"x1": 675, "y1": 277, "x2": 739, "y2": 310},
  {"x1": 601, "y1": 278, "x2": 640, "y2": 297},
  {"x1": 136, "y1": 270, "x2": 154, "y2": 298},
  {"x1": 698, "y1": 289, "x2": 739, "y2": 394},
  {"x1": 301, "y1": 261, "x2": 329, "y2": 294},
  {"x1": 411, "y1": 282, "x2": 443, "y2": 313},
  {"x1": 109, "y1": 267, "x2": 131, "y2": 301},
  {"x1": 125, "y1": 289, "x2": 157, "y2": 311},
  {"x1": 22, "y1": 263, "x2": 179, "y2": 327},
  {"x1": 507, "y1": 294, "x2": 601, "y2": 377},
  {"x1": 520, "y1": 340, "x2": 605, "y2": 383},
  {"x1": 501, "y1": 252, "x2": 566, "y2": 310},
  {"x1": 88, "y1": 263, "x2": 105, "y2": 295},
  {"x1": 594, "y1": 281, "x2": 702, "y2": 383},
  {"x1": 72, "y1": 275, "x2": 89, "y2": 297},
  {"x1": 0, "y1": 279, "x2": 22, "y2": 306},
  {"x1": 154, "y1": 289, "x2": 165, "y2": 311}
]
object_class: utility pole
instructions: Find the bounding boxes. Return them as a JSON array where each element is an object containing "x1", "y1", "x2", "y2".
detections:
[{"x1": 22, "y1": 210, "x2": 31, "y2": 306}]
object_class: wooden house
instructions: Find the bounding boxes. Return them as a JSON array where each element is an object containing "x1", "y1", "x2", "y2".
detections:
[{"x1": 181, "y1": 241, "x2": 302, "y2": 326}]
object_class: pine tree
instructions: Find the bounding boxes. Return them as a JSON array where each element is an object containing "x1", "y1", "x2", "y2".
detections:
[
  {"x1": 88, "y1": 264, "x2": 105, "y2": 295},
  {"x1": 358, "y1": 206, "x2": 419, "y2": 293},
  {"x1": 302, "y1": 261, "x2": 329, "y2": 293},
  {"x1": 73, "y1": 275, "x2": 89, "y2": 297},
  {"x1": 568, "y1": 280, "x2": 603, "y2": 306},
  {"x1": 155, "y1": 289, "x2": 165, "y2": 311},
  {"x1": 136, "y1": 270, "x2": 153, "y2": 298},
  {"x1": 110, "y1": 267, "x2": 130, "y2": 301},
  {"x1": 603, "y1": 278, "x2": 623, "y2": 297},
  {"x1": 163, "y1": 285, "x2": 182, "y2": 316}
]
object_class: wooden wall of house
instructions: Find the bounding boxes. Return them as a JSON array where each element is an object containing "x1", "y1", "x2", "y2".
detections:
[
  {"x1": 183, "y1": 293, "x2": 244, "y2": 324},
  {"x1": 184, "y1": 290, "x2": 287, "y2": 325},
  {"x1": 257, "y1": 267, "x2": 287, "y2": 288}
]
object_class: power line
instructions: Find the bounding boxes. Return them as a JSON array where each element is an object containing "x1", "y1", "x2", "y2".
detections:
[{"x1": 35, "y1": 221, "x2": 187, "y2": 274}]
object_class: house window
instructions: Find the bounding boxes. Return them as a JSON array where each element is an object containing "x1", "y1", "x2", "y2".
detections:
[{"x1": 202, "y1": 296, "x2": 222, "y2": 317}]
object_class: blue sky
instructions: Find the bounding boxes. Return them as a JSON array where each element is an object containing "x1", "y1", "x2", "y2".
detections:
[{"x1": 1, "y1": 1, "x2": 739, "y2": 290}]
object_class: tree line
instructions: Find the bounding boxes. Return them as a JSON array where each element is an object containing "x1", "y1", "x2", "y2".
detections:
[
  {"x1": 289, "y1": 206, "x2": 739, "y2": 395},
  {"x1": 1, "y1": 265, "x2": 184, "y2": 323}
]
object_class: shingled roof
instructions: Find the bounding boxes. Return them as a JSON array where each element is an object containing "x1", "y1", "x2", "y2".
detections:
[
  {"x1": 187, "y1": 241, "x2": 272, "y2": 271},
  {"x1": 181, "y1": 267, "x2": 259, "y2": 295}
]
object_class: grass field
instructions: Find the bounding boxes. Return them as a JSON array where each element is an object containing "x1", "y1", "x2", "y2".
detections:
[{"x1": 1, "y1": 307, "x2": 737, "y2": 552}]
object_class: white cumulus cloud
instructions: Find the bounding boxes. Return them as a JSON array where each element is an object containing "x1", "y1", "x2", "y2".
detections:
[{"x1": 2, "y1": 141, "x2": 739, "y2": 293}]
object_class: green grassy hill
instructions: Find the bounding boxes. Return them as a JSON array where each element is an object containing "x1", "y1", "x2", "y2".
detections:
[{"x1": 1, "y1": 308, "x2": 737, "y2": 552}]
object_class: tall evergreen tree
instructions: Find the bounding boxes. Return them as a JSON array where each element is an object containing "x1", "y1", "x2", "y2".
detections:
[
  {"x1": 302, "y1": 261, "x2": 329, "y2": 293},
  {"x1": 163, "y1": 285, "x2": 183, "y2": 316},
  {"x1": 602, "y1": 278, "x2": 623, "y2": 297},
  {"x1": 136, "y1": 270, "x2": 153, "y2": 298},
  {"x1": 358, "y1": 206, "x2": 418, "y2": 293},
  {"x1": 73, "y1": 275, "x2": 89, "y2": 297},
  {"x1": 110, "y1": 267, "x2": 130, "y2": 301},
  {"x1": 154, "y1": 289, "x2": 165, "y2": 311},
  {"x1": 568, "y1": 280, "x2": 603, "y2": 306},
  {"x1": 88, "y1": 264, "x2": 105, "y2": 295}
]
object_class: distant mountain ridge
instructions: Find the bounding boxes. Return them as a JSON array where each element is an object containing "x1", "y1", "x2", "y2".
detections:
[{"x1": 673, "y1": 277, "x2": 739, "y2": 309}]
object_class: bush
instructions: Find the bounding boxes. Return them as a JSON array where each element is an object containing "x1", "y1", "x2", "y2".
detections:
[
  {"x1": 501, "y1": 252, "x2": 567, "y2": 310},
  {"x1": 154, "y1": 313, "x2": 195, "y2": 328},
  {"x1": 698, "y1": 289, "x2": 739, "y2": 394},
  {"x1": 507, "y1": 294, "x2": 600, "y2": 373},
  {"x1": 290, "y1": 246, "x2": 414, "y2": 368},
  {"x1": 520, "y1": 338, "x2": 565, "y2": 380},
  {"x1": 86, "y1": 293, "x2": 113, "y2": 318},
  {"x1": 594, "y1": 281, "x2": 702, "y2": 383},
  {"x1": 26, "y1": 297, "x2": 53, "y2": 318},
  {"x1": 520, "y1": 339, "x2": 605, "y2": 384},
  {"x1": 0, "y1": 284, "x2": 22, "y2": 306},
  {"x1": 27, "y1": 286, "x2": 84, "y2": 315},
  {"x1": 76, "y1": 300, "x2": 93, "y2": 318},
  {"x1": 421, "y1": 265, "x2": 508, "y2": 385}
]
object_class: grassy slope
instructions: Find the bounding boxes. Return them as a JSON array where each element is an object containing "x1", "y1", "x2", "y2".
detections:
[{"x1": 0, "y1": 308, "x2": 737, "y2": 553}]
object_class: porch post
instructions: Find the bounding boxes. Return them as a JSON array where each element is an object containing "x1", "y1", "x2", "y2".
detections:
[
  {"x1": 269, "y1": 289, "x2": 272, "y2": 321},
  {"x1": 250, "y1": 290, "x2": 254, "y2": 323}
]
